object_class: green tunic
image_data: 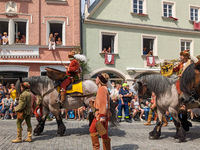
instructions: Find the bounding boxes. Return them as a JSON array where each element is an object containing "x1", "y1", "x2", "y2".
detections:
[
  {"x1": 15, "y1": 89, "x2": 32, "y2": 129},
  {"x1": 15, "y1": 89, "x2": 31, "y2": 115}
]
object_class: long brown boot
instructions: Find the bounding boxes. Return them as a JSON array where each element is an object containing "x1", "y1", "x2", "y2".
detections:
[
  {"x1": 162, "y1": 116, "x2": 168, "y2": 127},
  {"x1": 102, "y1": 138, "x2": 111, "y2": 150},
  {"x1": 23, "y1": 128, "x2": 32, "y2": 142},
  {"x1": 144, "y1": 115, "x2": 152, "y2": 125},
  {"x1": 60, "y1": 88, "x2": 66, "y2": 105},
  {"x1": 11, "y1": 128, "x2": 23, "y2": 143},
  {"x1": 90, "y1": 132, "x2": 100, "y2": 150}
]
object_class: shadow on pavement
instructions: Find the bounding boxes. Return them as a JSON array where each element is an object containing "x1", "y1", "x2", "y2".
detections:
[{"x1": 112, "y1": 144, "x2": 139, "y2": 150}]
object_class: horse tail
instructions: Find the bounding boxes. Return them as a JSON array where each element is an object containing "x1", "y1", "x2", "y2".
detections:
[{"x1": 109, "y1": 99, "x2": 119, "y2": 127}]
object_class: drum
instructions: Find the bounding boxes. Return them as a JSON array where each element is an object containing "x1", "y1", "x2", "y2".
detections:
[{"x1": 45, "y1": 67, "x2": 66, "y2": 81}]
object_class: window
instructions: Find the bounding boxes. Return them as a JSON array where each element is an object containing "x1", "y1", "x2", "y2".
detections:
[
  {"x1": 131, "y1": 0, "x2": 147, "y2": 15},
  {"x1": 133, "y1": 0, "x2": 143, "y2": 14},
  {"x1": 15, "y1": 21, "x2": 26, "y2": 44},
  {"x1": 181, "y1": 41, "x2": 191, "y2": 52},
  {"x1": 46, "y1": 21, "x2": 65, "y2": 46},
  {"x1": 100, "y1": 31, "x2": 118, "y2": 54},
  {"x1": 142, "y1": 35, "x2": 157, "y2": 56},
  {"x1": 0, "y1": 19, "x2": 28, "y2": 45},
  {"x1": 190, "y1": 7, "x2": 199, "y2": 21},
  {"x1": 162, "y1": 1, "x2": 176, "y2": 19},
  {"x1": 163, "y1": 3, "x2": 172, "y2": 17},
  {"x1": 180, "y1": 39, "x2": 194, "y2": 56}
]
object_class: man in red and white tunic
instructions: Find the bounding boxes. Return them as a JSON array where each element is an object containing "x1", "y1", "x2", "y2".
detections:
[{"x1": 60, "y1": 51, "x2": 81, "y2": 105}]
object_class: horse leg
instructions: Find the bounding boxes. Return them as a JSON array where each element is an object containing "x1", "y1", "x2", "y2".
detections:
[
  {"x1": 55, "y1": 113, "x2": 66, "y2": 136},
  {"x1": 179, "y1": 109, "x2": 192, "y2": 132},
  {"x1": 169, "y1": 107, "x2": 186, "y2": 142},
  {"x1": 33, "y1": 106, "x2": 49, "y2": 136},
  {"x1": 149, "y1": 108, "x2": 164, "y2": 140}
]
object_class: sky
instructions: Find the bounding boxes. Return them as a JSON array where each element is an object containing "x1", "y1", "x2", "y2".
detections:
[{"x1": 81, "y1": 0, "x2": 95, "y2": 14}]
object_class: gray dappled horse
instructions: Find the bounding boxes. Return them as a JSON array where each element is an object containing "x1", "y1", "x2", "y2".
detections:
[
  {"x1": 15, "y1": 76, "x2": 98, "y2": 136},
  {"x1": 135, "y1": 74, "x2": 186, "y2": 142}
]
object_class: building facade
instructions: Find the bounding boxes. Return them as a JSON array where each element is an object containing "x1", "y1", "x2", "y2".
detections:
[
  {"x1": 83, "y1": 0, "x2": 200, "y2": 85},
  {"x1": 0, "y1": 0, "x2": 81, "y2": 84}
]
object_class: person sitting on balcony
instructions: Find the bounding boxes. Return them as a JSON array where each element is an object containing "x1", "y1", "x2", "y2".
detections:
[
  {"x1": 56, "y1": 37, "x2": 62, "y2": 45},
  {"x1": 0, "y1": 33, "x2": 2, "y2": 45},
  {"x1": 147, "y1": 49, "x2": 153, "y2": 56},
  {"x1": 143, "y1": 47, "x2": 147, "y2": 55},
  {"x1": 15, "y1": 38, "x2": 21, "y2": 43},
  {"x1": 107, "y1": 46, "x2": 111, "y2": 53},
  {"x1": 2, "y1": 32, "x2": 9, "y2": 45},
  {"x1": 48, "y1": 33, "x2": 56, "y2": 50},
  {"x1": 21, "y1": 35, "x2": 26, "y2": 43},
  {"x1": 102, "y1": 48, "x2": 108, "y2": 53}
]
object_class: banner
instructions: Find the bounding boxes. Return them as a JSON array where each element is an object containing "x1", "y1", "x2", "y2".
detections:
[
  {"x1": 105, "y1": 54, "x2": 114, "y2": 64},
  {"x1": 161, "y1": 63, "x2": 173, "y2": 77},
  {"x1": 147, "y1": 56, "x2": 155, "y2": 66}
]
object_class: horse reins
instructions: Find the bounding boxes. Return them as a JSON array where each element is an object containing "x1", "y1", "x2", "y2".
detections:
[{"x1": 190, "y1": 81, "x2": 200, "y2": 101}]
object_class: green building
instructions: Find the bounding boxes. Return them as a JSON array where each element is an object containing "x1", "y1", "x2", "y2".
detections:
[{"x1": 83, "y1": 0, "x2": 200, "y2": 85}]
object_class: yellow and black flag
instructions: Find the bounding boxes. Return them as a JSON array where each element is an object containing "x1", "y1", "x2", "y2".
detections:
[{"x1": 161, "y1": 63, "x2": 173, "y2": 77}]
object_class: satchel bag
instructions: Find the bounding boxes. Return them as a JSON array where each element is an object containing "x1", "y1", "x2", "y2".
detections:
[
  {"x1": 17, "y1": 111, "x2": 24, "y2": 120},
  {"x1": 95, "y1": 121, "x2": 107, "y2": 136}
]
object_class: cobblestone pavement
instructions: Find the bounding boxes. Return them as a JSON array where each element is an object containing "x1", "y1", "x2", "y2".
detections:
[{"x1": 1, "y1": 118, "x2": 200, "y2": 150}]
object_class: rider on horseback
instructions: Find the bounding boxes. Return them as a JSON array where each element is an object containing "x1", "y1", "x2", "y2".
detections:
[
  {"x1": 173, "y1": 50, "x2": 191, "y2": 94},
  {"x1": 60, "y1": 51, "x2": 82, "y2": 105}
]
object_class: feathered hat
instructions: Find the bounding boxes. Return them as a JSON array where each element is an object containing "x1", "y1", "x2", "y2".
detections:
[
  {"x1": 180, "y1": 49, "x2": 190, "y2": 58},
  {"x1": 74, "y1": 54, "x2": 87, "y2": 63}
]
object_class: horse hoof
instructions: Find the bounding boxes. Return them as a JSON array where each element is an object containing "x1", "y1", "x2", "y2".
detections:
[
  {"x1": 149, "y1": 136, "x2": 158, "y2": 140},
  {"x1": 174, "y1": 138, "x2": 181, "y2": 143},
  {"x1": 33, "y1": 133, "x2": 40, "y2": 136}
]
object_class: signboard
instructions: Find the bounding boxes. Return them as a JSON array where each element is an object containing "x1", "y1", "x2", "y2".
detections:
[
  {"x1": 161, "y1": 63, "x2": 173, "y2": 77},
  {"x1": 0, "y1": 46, "x2": 39, "y2": 58}
]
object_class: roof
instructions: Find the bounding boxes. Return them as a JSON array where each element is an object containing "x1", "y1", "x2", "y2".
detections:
[{"x1": 88, "y1": 0, "x2": 101, "y2": 13}]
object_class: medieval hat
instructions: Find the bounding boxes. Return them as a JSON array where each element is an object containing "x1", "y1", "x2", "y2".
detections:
[
  {"x1": 21, "y1": 82, "x2": 30, "y2": 88},
  {"x1": 180, "y1": 49, "x2": 190, "y2": 58},
  {"x1": 68, "y1": 51, "x2": 75, "y2": 60},
  {"x1": 74, "y1": 54, "x2": 87, "y2": 63},
  {"x1": 97, "y1": 73, "x2": 109, "y2": 86}
]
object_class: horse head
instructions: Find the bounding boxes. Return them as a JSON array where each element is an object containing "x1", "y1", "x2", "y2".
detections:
[
  {"x1": 180, "y1": 60, "x2": 200, "y2": 102},
  {"x1": 136, "y1": 80, "x2": 147, "y2": 96}
]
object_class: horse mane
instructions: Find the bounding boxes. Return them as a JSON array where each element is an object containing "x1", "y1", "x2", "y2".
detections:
[
  {"x1": 16, "y1": 76, "x2": 53, "y2": 95},
  {"x1": 141, "y1": 74, "x2": 175, "y2": 98},
  {"x1": 180, "y1": 63, "x2": 195, "y2": 93},
  {"x1": 195, "y1": 59, "x2": 200, "y2": 70}
]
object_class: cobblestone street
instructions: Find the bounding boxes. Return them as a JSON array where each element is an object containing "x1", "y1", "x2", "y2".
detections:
[{"x1": 1, "y1": 118, "x2": 200, "y2": 150}]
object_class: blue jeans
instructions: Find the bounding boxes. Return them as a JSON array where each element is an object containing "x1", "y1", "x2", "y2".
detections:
[
  {"x1": 143, "y1": 108, "x2": 150, "y2": 120},
  {"x1": 1, "y1": 108, "x2": 13, "y2": 114},
  {"x1": 118, "y1": 100, "x2": 129, "y2": 119}
]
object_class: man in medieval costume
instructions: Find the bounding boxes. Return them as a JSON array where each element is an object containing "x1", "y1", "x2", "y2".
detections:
[
  {"x1": 11, "y1": 82, "x2": 32, "y2": 143},
  {"x1": 60, "y1": 51, "x2": 86, "y2": 105},
  {"x1": 89, "y1": 73, "x2": 111, "y2": 150},
  {"x1": 173, "y1": 50, "x2": 191, "y2": 94}
]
